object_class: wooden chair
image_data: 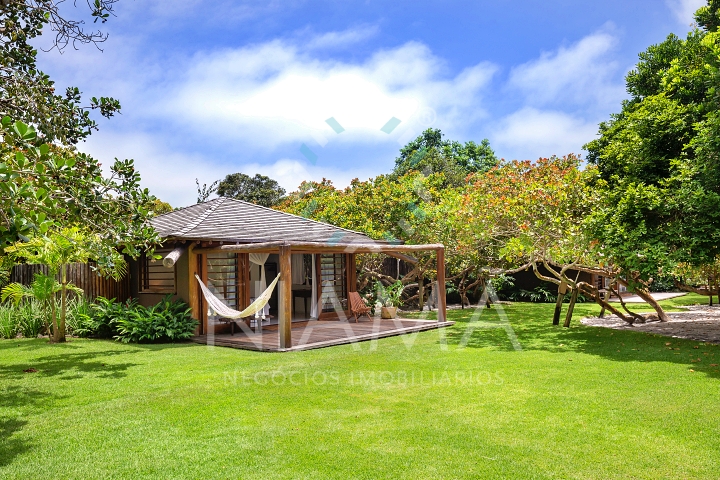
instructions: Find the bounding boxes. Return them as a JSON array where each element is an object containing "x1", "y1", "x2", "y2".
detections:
[{"x1": 348, "y1": 291, "x2": 372, "y2": 323}]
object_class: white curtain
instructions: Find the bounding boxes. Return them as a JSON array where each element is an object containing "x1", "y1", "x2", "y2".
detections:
[
  {"x1": 291, "y1": 254, "x2": 304, "y2": 285},
  {"x1": 249, "y1": 253, "x2": 270, "y2": 318},
  {"x1": 310, "y1": 254, "x2": 318, "y2": 319}
]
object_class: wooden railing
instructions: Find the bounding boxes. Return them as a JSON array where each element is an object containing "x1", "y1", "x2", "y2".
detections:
[{"x1": 9, "y1": 263, "x2": 131, "y2": 301}]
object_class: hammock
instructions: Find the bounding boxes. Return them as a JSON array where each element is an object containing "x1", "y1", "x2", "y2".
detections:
[{"x1": 195, "y1": 273, "x2": 281, "y2": 319}]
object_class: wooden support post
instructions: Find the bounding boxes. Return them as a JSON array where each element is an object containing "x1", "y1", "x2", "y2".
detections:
[
  {"x1": 188, "y1": 245, "x2": 201, "y2": 335},
  {"x1": 279, "y1": 245, "x2": 292, "y2": 349},
  {"x1": 436, "y1": 248, "x2": 447, "y2": 323},
  {"x1": 552, "y1": 281, "x2": 567, "y2": 325},
  {"x1": 563, "y1": 286, "x2": 579, "y2": 328}
]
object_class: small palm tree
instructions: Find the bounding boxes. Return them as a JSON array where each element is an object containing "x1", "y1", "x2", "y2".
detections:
[
  {"x1": 3, "y1": 228, "x2": 126, "y2": 342},
  {"x1": 2, "y1": 272, "x2": 81, "y2": 338}
]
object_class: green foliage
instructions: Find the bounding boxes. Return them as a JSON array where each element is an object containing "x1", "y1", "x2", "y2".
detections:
[
  {"x1": 584, "y1": 5, "x2": 720, "y2": 280},
  {"x1": 392, "y1": 128, "x2": 498, "y2": 186},
  {"x1": 216, "y1": 173, "x2": 286, "y2": 207},
  {"x1": 151, "y1": 199, "x2": 174, "y2": 215},
  {"x1": 79, "y1": 296, "x2": 133, "y2": 338},
  {"x1": 0, "y1": 294, "x2": 96, "y2": 339},
  {"x1": 696, "y1": 0, "x2": 720, "y2": 31},
  {"x1": 459, "y1": 155, "x2": 596, "y2": 269},
  {"x1": 0, "y1": 304, "x2": 18, "y2": 338},
  {"x1": 4, "y1": 229, "x2": 125, "y2": 342},
  {"x1": 112, "y1": 296, "x2": 198, "y2": 343},
  {"x1": 0, "y1": 298, "x2": 46, "y2": 338},
  {"x1": 375, "y1": 280, "x2": 405, "y2": 307},
  {"x1": 0, "y1": 0, "x2": 122, "y2": 144},
  {"x1": 507, "y1": 286, "x2": 588, "y2": 304},
  {"x1": 0, "y1": 120, "x2": 160, "y2": 261}
]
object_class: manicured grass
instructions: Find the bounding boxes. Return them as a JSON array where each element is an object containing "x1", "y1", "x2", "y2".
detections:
[{"x1": 1, "y1": 293, "x2": 718, "y2": 479}]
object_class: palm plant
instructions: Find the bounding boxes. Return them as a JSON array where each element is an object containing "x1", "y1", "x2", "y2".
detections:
[
  {"x1": 1, "y1": 272, "x2": 81, "y2": 338},
  {"x1": 3, "y1": 228, "x2": 125, "y2": 342}
]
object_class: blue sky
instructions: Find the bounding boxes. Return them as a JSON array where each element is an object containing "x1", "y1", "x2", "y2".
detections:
[{"x1": 36, "y1": 0, "x2": 705, "y2": 207}]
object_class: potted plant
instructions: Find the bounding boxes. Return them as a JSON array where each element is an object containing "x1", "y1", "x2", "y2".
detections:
[{"x1": 376, "y1": 280, "x2": 404, "y2": 319}]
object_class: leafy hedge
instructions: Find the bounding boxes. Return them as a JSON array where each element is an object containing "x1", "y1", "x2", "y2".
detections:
[
  {"x1": 0, "y1": 295, "x2": 197, "y2": 342},
  {"x1": 82, "y1": 296, "x2": 198, "y2": 343}
]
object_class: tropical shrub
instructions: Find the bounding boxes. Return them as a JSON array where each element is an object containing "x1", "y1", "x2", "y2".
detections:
[
  {"x1": 0, "y1": 305, "x2": 18, "y2": 339},
  {"x1": 0, "y1": 299, "x2": 45, "y2": 338},
  {"x1": 375, "y1": 280, "x2": 406, "y2": 308},
  {"x1": 79, "y1": 297, "x2": 137, "y2": 339},
  {"x1": 112, "y1": 296, "x2": 197, "y2": 343}
]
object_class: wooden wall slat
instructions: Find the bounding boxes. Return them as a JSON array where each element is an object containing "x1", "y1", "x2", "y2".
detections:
[{"x1": 9, "y1": 263, "x2": 131, "y2": 302}]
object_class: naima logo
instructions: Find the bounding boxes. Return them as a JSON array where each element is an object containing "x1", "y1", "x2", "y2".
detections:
[{"x1": 298, "y1": 106, "x2": 438, "y2": 165}]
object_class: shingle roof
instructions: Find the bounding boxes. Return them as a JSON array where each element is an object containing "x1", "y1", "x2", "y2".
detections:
[{"x1": 151, "y1": 197, "x2": 377, "y2": 244}]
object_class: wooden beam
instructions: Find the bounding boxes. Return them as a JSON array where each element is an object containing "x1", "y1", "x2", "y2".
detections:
[
  {"x1": 386, "y1": 252, "x2": 418, "y2": 264},
  {"x1": 188, "y1": 245, "x2": 201, "y2": 334},
  {"x1": 194, "y1": 241, "x2": 285, "y2": 254},
  {"x1": 200, "y1": 253, "x2": 208, "y2": 335},
  {"x1": 193, "y1": 241, "x2": 444, "y2": 255},
  {"x1": 348, "y1": 253, "x2": 357, "y2": 292},
  {"x1": 163, "y1": 245, "x2": 187, "y2": 268},
  {"x1": 279, "y1": 245, "x2": 292, "y2": 349},
  {"x1": 436, "y1": 248, "x2": 447, "y2": 323}
]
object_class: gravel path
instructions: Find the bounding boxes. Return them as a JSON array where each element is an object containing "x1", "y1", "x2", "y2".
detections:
[{"x1": 581, "y1": 305, "x2": 720, "y2": 344}]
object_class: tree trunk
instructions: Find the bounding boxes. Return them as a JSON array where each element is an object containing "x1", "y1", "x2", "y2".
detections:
[
  {"x1": 418, "y1": 272, "x2": 425, "y2": 311},
  {"x1": 563, "y1": 287, "x2": 579, "y2": 327},
  {"x1": 553, "y1": 281, "x2": 567, "y2": 325},
  {"x1": 709, "y1": 277, "x2": 713, "y2": 306},
  {"x1": 598, "y1": 287, "x2": 612, "y2": 318},
  {"x1": 483, "y1": 279, "x2": 491, "y2": 308},
  {"x1": 49, "y1": 297, "x2": 58, "y2": 342},
  {"x1": 611, "y1": 286, "x2": 646, "y2": 324},
  {"x1": 579, "y1": 283, "x2": 634, "y2": 324},
  {"x1": 56, "y1": 264, "x2": 67, "y2": 342},
  {"x1": 632, "y1": 287, "x2": 669, "y2": 322}
]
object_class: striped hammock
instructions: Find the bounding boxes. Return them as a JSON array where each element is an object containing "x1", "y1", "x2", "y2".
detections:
[{"x1": 195, "y1": 273, "x2": 281, "y2": 319}]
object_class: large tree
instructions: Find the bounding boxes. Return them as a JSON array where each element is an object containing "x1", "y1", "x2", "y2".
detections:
[
  {"x1": 392, "y1": 128, "x2": 498, "y2": 187},
  {"x1": 0, "y1": 118, "x2": 160, "y2": 266},
  {"x1": 584, "y1": 0, "x2": 720, "y2": 298},
  {"x1": 0, "y1": 1, "x2": 160, "y2": 284},
  {"x1": 216, "y1": 173, "x2": 286, "y2": 207},
  {"x1": 1, "y1": 1, "x2": 122, "y2": 144}
]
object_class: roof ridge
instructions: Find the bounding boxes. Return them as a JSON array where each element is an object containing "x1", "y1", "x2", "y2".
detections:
[
  {"x1": 153, "y1": 196, "x2": 221, "y2": 220},
  {"x1": 224, "y1": 197, "x2": 373, "y2": 239},
  {"x1": 174, "y1": 197, "x2": 227, "y2": 236}
]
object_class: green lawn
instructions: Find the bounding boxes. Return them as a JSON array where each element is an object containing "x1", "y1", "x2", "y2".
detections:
[{"x1": 1, "y1": 293, "x2": 718, "y2": 479}]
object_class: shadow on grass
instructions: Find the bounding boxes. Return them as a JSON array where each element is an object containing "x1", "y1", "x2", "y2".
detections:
[
  {"x1": 0, "y1": 349, "x2": 141, "y2": 380},
  {"x1": 127, "y1": 340, "x2": 199, "y2": 351},
  {"x1": 440, "y1": 303, "x2": 720, "y2": 380},
  {"x1": 0, "y1": 386, "x2": 56, "y2": 467},
  {"x1": 0, "y1": 417, "x2": 29, "y2": 467}
]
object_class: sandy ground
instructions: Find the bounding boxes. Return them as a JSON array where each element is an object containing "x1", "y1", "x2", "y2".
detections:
[
  {"x1": 582, "y1": 305, "x2": 720, "y2": 343},
  {"x1": 610, "y1": 292, "x2": 687, "y2": 303}
]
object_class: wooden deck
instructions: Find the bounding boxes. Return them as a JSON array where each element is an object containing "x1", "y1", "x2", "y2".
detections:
[{"x1": 192, "y1": 318, "x2": 454, "y2": 352}]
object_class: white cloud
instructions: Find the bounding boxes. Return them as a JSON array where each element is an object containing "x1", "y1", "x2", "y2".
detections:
[
  {"x1": 491, "y1": 108, "x2": 599, "y2": 159},
  {"x1": 163, "y1": 40, "x2": 496, "y2": 149},
  {"x1": 494, "y1": 29, "x2": 629, "y2": 159},
  {"x1": 507, "y1": 30, "x2": 625, "y2": 110},
  {"x1": 304, "y1": 25, "x2": 380, "y2": 50},
  {"x1": 665, "y1": 0, "x2": 706, "y2": 25},
  {"x1": 80, "y1": 130, "x2": 379, "y2": 208}
]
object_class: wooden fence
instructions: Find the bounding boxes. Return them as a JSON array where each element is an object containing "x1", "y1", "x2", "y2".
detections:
[{"x1": 10, "y1": 263, "x2": 131, "y2": 301}]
